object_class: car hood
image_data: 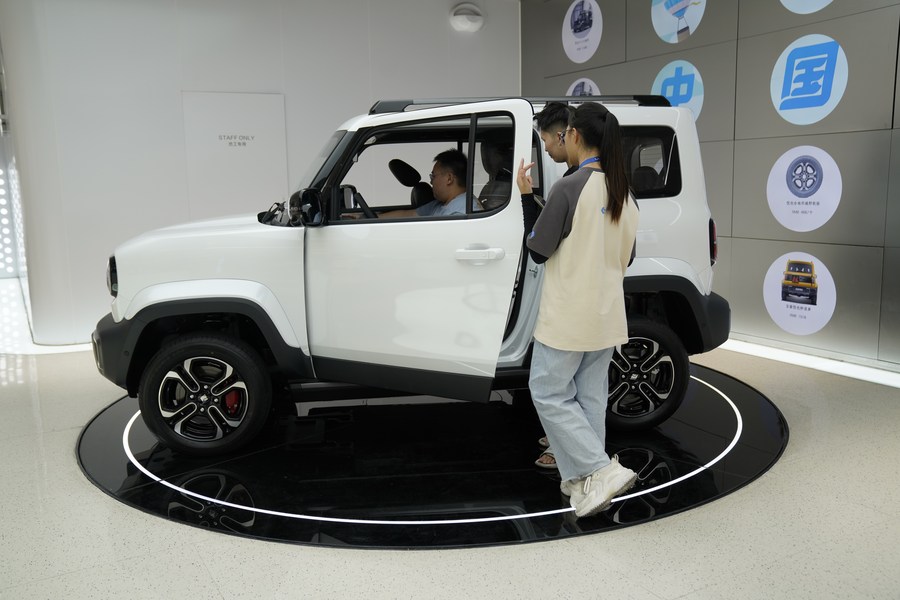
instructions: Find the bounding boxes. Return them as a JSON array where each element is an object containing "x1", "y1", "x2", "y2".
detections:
[
  {"x1": 111, "y1": 211, "x2": 306, "y2": 316},
  {"x1": 129, "y1": 213, "x2": 266, "y2": 240}
]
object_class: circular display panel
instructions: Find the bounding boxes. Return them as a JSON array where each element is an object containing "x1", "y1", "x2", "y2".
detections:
[
  {"x1": 567, "y1": 77, "x2": 601, "y2": 97},
  {"x1": 780, "y1": 0, "x2": 833, "y2": 14},
  {"x1": 766, "y1": 145, "x2": 842, "y2": 232},
  {"x1": 763, "y1": 251, "x2": 837, "y2": 335},
  {"x1": 562, "y1": 0, "x2": 603, "y2": 64},
  {"x1": 651, "y1": 0, "x2": 707, "y2": 44},
  {"x1": 652, "y1": 60, "x2": 704, "y2": 119},
  {"x1": 770, "y1": 34, "x2": 848, "y2": 125}
]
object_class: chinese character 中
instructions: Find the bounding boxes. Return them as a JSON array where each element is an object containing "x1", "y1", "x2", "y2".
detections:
[
  {"x1": 780, "y1": 40, "x2": 839, "y2": 111},
  {"x1": 661, "y1": 66, "x2": 695, "y2": 107}
]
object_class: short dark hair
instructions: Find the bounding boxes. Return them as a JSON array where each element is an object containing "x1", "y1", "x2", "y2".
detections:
[
  {"x1": 534, "y1": 102, "x2": 573, "y2": 133},
  {"x1": 434, "y1": 148, "x2": 467, "y2": 184}
]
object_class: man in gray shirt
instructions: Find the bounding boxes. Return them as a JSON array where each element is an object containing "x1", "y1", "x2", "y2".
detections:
[{"x1": 381, "y1": 149, "x2": 467, "y2": 218}]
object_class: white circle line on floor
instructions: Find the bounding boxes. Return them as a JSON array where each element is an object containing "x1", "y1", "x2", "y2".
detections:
[{"x1": 121, "y1": 374, "x2": 742, "y2": 526}]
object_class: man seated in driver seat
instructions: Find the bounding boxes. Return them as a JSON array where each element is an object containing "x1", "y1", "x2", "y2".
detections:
[{"x1": 379, "y1": 149, "x2": 467, "y2": 218}]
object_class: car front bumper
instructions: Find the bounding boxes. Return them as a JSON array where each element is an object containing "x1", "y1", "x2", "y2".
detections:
[
  {"x1": 92, "y1": 312, "x2": 132, "y2": 392},
  {"x1": 783, "y1": 285, "x2": 815, "y2": 298}
]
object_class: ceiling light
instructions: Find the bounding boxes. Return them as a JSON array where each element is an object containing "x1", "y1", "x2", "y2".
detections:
[{"x1": 450, "y1": 3, "x2": 484, "y2": 32}]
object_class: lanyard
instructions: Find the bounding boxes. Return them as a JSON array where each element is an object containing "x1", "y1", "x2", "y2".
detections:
[{"x1": 579, "y1": 156, "x2": 601, "y2": 169}]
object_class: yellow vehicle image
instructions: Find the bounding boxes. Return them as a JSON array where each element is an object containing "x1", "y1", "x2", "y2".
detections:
[{"x1": 781, "y1": 259, "x2": 818, "y2": 305}]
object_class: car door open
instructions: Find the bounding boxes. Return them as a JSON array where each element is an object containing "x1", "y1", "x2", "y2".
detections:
[{"x1": 304, "y1": 99, "x2": 534, "y2": 401}]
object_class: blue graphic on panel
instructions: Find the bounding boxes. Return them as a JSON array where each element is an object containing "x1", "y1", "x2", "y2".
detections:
[
  {"x1": 652, "y1": 60, "x2": 704, "y2": 119},
  {"x1": 665, "y1": 0, "x2": 689, "y2": 18},
  {"x1": 661, "y1": 66, "x2": 694, "y2": 106},
  {"x1": 651, "y1": 0, "x2": 706, "y2": 44},
  {"x1": 779, "y1": 41, "x2": 839, "y2": 111},
  {"x1": 770, "y1": 34, "x2": 848, "y2": 125}
]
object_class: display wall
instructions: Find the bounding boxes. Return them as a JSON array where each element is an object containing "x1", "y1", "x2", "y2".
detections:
[
  {"x1": 522, "y1": 0, "x2": 900, "y2": 369},
  {"x1": 0, "y1": 0, "x2": 521, "y2": 344}
]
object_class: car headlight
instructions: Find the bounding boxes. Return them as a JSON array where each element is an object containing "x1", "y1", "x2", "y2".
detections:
[{"x1": 106, "y1": 256, "x2": 118, "y2": 297}]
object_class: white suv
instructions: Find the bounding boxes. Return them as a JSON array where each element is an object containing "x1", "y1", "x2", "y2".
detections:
[{"x1": 92, "y1": 97, "x2": 730, "y2": 456}]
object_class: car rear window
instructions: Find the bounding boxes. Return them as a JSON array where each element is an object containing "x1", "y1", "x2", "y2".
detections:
[{"x1": 621, "y1": 126, "x2": 681, "y2": 199}]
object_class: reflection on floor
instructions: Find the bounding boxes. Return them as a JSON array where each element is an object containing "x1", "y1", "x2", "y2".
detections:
[
  {"x1": 78, "y1": 365, "x2": 788, "y2": 548},
  {"x1": 0, "y1": 278, "x2": 91, "y2": 355}
]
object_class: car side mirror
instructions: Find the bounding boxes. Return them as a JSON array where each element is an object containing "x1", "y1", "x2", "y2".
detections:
[{"x1": 292, "y1": 188, "x2": 324, "y2": 227}]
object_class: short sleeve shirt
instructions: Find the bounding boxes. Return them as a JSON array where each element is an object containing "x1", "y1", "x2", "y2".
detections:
[
  {"x1": 416, "y1": 193, "x2": 466, "y2": 217},
  {"x1": 526, "y1": 167, "x2": 639, "y2": 352}
]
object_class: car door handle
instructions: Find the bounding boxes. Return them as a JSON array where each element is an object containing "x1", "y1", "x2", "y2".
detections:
[{"x1": 455, "y1": 247, "x2": 506, "y2": 264}]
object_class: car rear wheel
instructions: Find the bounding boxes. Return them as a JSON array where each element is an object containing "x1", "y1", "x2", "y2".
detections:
[
  {"x1": 138, "y1": 334, "x2": 272, "y2": 456},
  {"x1": 606, "y1": 319, "x2": 690, "y2": 432}
]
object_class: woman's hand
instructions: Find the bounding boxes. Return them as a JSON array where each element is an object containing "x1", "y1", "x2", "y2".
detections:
[{"x1": 517, "y1": 158, "x2": 535, "y2": 194}]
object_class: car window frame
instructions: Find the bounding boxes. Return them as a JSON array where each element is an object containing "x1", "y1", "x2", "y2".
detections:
[{"x1": 325, "y1": 111, "x2": 517, "y2": 224}]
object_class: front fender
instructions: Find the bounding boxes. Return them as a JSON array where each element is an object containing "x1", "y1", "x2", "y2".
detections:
[
  {"x1": 94, "y1": 295, "x2": 314, "y2": 395},
  {"x1": 115, "y1": 279, "x2": 306, "y2": 353}
]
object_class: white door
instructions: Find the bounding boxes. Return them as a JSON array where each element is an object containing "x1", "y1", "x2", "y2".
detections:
[{"x1": 304, "y1": 99, "x2": 534, "y2": 401}]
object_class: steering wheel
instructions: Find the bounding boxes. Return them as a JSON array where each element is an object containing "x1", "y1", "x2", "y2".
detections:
[
  {"x1": 340, "y1": 184, "x2": 377, "y2": 219},
  {"x1": 353, "y1": 190, "x2": 377, "y2": 219}
]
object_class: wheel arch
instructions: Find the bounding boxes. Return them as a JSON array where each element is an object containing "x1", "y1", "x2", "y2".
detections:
[
  {"x1": 624, "y1": 275, "x2": 731, "y2": 355},
  {"x1": 124, "y1": 299, "x2": 314, "y2": 396}
]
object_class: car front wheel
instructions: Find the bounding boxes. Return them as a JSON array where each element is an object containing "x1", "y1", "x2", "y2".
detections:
[
  {"x1": 138, "y1": 334, "x2": 272, "y2": 456},
  {"x1": 606, "y1": 319, "x2": 690, "y2": 432}
]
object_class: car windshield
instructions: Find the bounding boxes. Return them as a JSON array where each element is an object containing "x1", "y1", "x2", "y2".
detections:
[{"x1": 296, "y1": 130, "x2": 349, "y2": 190}]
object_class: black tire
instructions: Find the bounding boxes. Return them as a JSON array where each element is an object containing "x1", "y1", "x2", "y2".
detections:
[
  {"x1": 138, "y1": 333, "x2": 272, "y2": 457},
  {"x1": 606, "y1": 319, "x2": 690, "y2": 432}
]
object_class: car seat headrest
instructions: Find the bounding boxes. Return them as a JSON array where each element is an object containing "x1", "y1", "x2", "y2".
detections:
[
  {"x1": 480, "y1": 141, "x2": 513, "y2": 179},
  {"x1": 631, "y1": 166, "x2": 659, "y2": 193},
  {"x1": 411, "y1": 182, "x2": 434, "y2": 208},
  {"x1": 389, "y1": 159, "x2": 421, "y2": 187}
]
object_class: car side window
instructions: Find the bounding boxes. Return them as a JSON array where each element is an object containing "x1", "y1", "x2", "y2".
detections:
[
  {"x1": 333, "y1": 113, "x2": 516, "y2": 221},
  {"x1": 340, "y1": 141, "x2": 448, "y2": 211}
]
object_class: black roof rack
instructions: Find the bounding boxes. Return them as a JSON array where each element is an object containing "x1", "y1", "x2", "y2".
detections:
[
  {"x1": 526, "y1": 95, "x2": 670, "y2": 107},
  {"x1": 368, "y1": 95, "x2": 670, "y2": 114}
]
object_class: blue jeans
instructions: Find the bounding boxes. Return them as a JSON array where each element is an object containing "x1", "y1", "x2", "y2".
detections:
[{"x1": 529, "y1": 340, "x2": 614, "y2": 482}]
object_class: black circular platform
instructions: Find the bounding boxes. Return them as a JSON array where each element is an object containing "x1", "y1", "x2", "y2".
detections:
[{"x1": 77, "y1": 365, "x2": 788, "y2": 549}]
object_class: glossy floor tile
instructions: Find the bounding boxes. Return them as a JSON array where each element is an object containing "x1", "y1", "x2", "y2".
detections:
[
  {"x1": 2, "y1": 347, "x2": 899, "y2": 599},
  {"x1": 76, "y1": 366, "x2": 788, "y2": 548}
]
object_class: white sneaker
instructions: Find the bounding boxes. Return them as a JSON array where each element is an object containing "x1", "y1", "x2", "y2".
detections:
[
  {"x1": 560, "y1": 479, "x2": 585, "y2": 511},
  {"x1": 574, "y1": 456, "x2": 637, "y2": 518}
]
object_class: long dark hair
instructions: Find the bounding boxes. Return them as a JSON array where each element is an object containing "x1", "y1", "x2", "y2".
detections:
[{"x1": 570, "y1": 103, "x2": 629, "y2": 223}]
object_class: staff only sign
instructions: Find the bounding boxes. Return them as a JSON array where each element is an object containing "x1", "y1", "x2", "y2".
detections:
[
  {"x1": 182, "y1": 92, "x2": 288, "y2": 218},
  {"x1": 218, "y1": 134, "x2": 257, "y2": 148}
]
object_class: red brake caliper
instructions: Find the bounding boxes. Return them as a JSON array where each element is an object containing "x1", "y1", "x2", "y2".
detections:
[{"x1": 224, "y1": 390, "x2": 242, "y2": 416}]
